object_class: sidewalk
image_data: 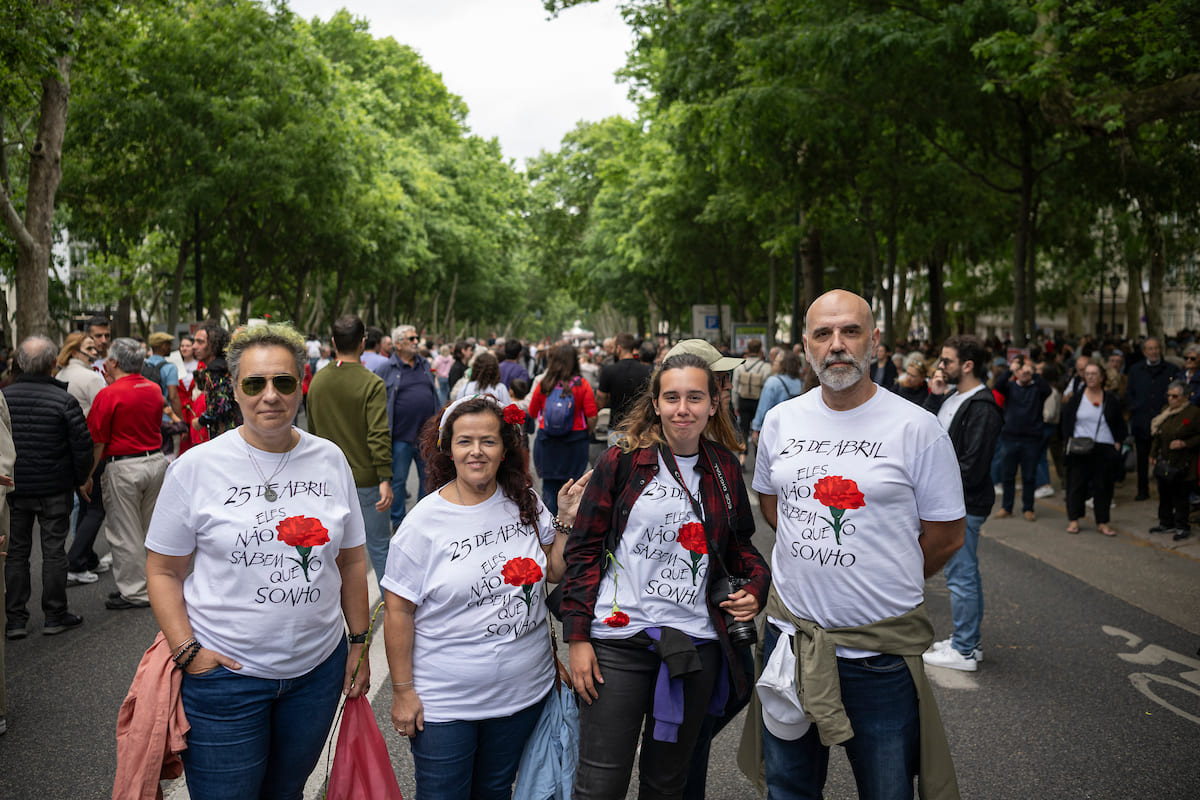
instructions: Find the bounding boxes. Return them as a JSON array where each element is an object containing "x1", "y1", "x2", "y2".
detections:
[{"x1": 983, "y1": 472, "x2": 1200, "y2": 637}]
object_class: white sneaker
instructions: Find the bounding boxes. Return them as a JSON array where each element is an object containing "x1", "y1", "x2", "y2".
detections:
[
  {"x1": 929, "y1": 638, "x2": 983, "y2": 662},
  {"x1": 67, "y1": 570, "x2": 99, "y2": 585},
  {"x1": 994, "y1": 483, "x2": 1003, "y2": 495},
  {"x1": 1034, "y1": 485, "x2": 1054, "y2": 498},
  {"x1": 95, "y1": 553, "x2": 113, "y2": 574},
  {"x1": 923, "y1": 646, "x2": 979, "y2": 672}
]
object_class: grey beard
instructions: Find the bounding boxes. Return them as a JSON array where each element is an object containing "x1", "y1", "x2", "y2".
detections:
[{"x1": 808, "y1": 348, "x2": 867, "y2": 391}]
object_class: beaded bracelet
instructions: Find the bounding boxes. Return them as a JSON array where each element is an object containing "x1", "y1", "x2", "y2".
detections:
[
  {"x1": 171, "y1": 639, "x2": 199, "y2": 664},
  {"x1": 550, "y1": 516, "x2": 570, "y2": 535},
  {"x1": 176, "y1": 641, "x2": 203, "y2": 671}
]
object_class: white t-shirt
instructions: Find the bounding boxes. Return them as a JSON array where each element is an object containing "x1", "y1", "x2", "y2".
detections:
[
  {"x1": 591, "y1": 453, "x2": 717, "y2": 641},
  {"x1": 382, "y1": 487, "x2": 556, "y2": 722},
  {"x1": 145, "y1": 428, "x2": 366, "y2": 679},
  {"x1": 1072, "y1": 396, "x2": 1116, "y2": 444},
  {"x1": 754, "y1": 387, "x2": 965, "y2": 657},
  {"x1": 936, "y1": 383, "x2": 986, "y2": 431}
]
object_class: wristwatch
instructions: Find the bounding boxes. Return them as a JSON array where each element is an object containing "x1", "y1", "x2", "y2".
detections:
[{"x1": 347, "y1": 630, "x2": 370, "y2": 645}]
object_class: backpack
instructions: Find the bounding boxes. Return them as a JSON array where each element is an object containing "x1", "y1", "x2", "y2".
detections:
[
  {"x1": 141, "y1": 359, "x2": 166, "y2": 396},
  {"x1": 542, "y1": 378, "x2": 578, "y2": 437}
]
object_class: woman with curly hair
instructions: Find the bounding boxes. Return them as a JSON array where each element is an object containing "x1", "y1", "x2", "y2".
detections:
[
  {"x1": 145, "y1": 322, "x2": 372, "y2": 799},
  {"x1": 190, "y1": 321, "x2": 241, "y2": 441},
  {"x1": 560, "y1": 352, "x2": 771, "y2": 800},
  {"x1": 383, "y1": 395, "x2": 590, "y2": 798}
]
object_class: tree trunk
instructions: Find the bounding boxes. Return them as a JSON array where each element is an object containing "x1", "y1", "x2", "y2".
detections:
[
  {"x1": 1025, "y1": 200, "x2": 1038, "y2": 338},
  {"x1": 1142, "y1": 208, "x2": 1166, "y2": 341},
  {"x1": 2, "y1": 56, "x2": 72, "y2": 340},
  {"x1": 441, "y1": 272, "x2": 459, "y2": 333},
  {"x1": 801, "y1": 227, "x2": 824, "y2": 320},
  {"x1": 928, "y1": 244, "x2": 948, "y2": 346},
  {"x1": 894, "y1": 263, "x2": 912, "y2": 343},
  {"x1": 1011, "y1": 113, "x2": 1035, "y2": 344},
  {"x1": 767, "y1": 255, "x2": 778, "y2": 350},
  {"x1": 1125, "y1": 258, "x2": 1143, "y2": 337},
  {"x1": 167, "y1": 239, "x2": 188, "y2": 333}
]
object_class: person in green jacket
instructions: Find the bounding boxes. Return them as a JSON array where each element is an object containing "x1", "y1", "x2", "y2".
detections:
[{"x1": 307, "y1": 314, "x2": 394, "y2": 591}]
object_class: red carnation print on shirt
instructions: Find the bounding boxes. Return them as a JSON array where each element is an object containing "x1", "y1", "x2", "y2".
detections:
[
  {"x1": 813, "y1": 475, "x2": 865, "y2": 545},
  {"x1": 502, "y1": 556, "x2": 543, "y2": 614},
  {"x1": 677, "y1": 521, "x2": 708, "y2": 585},
  {"x1": 277, "y1": 515, "x2": 330, "y2": 582}
]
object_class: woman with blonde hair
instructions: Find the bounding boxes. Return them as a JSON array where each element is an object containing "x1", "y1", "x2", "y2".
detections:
[
  {"x1": 561, "y1": 352, "x2": 770, "y2": 800},
  {"x1": 56, "y1": 332, "x2": 106, "y2": 416}
]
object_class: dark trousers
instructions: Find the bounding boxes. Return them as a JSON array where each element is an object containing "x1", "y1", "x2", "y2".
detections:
[
  {"x1": 1135, "y1": 437, "x2": 1153, "y2": 497},
  {"x1": 575, "y1": 639, "x2": 722, "y2": 800},
  {"x1": 684, "y1": 644, "x2": 755, "y2": 800},
  {"x1": 736, "y1": 398, "x2": 758, "y2": 443},
  {"x1": 1000, "y1": 436, "x2": 1041, "y2": 513},
  {"x1": 1065, "y1": 445, "x2": 1118, "y2": 524},
  {"x1": 5, "y1": 492, "x2": 73, "y2": 626},
  {"x1": 68, "y1": 461, "x2": 105, "y2": 573},
  {"x1": 1156, "y1": 474, "x2": 1193, "y2": 531}
]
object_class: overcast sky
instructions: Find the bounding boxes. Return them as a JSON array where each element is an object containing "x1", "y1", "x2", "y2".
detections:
[{"x1": 286, "y1": 0, "x2": 638, "y2": 169}]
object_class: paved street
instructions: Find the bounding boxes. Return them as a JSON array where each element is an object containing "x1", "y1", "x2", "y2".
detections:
[{"x1": 2, "y1": 461, "x2": 1198, "y2": 799}]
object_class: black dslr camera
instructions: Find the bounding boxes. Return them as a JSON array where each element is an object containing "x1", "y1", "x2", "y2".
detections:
[{"x1": 710, "y1": 576, "x2": 757, "y2": 647}]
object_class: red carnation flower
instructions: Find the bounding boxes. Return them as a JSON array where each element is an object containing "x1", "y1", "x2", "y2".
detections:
[
  {"x1": 813, "y1": 476, "x2": 866, "y2": 510},
  {"x1": 276, "y1": 516, "x2": 330, "y2": 582},
  {"x1": 812, "y1": 475, "x2": 865, "y2": 546},
  {"x1": 277, "y1": 516, "x2": 331, "y2": 549},
  {"x1": 603, "y1": 611, "x2": 630, "y2": 628},
  {"x1": 503, "y1": 404, "x2": 526, "y2": 425},
  {"x1": 501, "y1": 557, "x2": 543, "y2": 587},
  {"x1": 678, "y1": 522, "x2": 707, "y2": 555}
]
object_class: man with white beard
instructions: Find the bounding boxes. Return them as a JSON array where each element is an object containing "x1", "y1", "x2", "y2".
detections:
[{"x1": 746, "y1": 289, "x2": 965, "y2": 799}]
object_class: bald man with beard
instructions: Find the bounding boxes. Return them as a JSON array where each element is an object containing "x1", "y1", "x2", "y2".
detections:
[{"x1": 745, "y1": 290, "x2": 965, "y2": 800}]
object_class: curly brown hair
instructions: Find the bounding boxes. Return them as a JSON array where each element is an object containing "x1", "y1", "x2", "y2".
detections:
[{"x1": 419, "y1": 397, "x2": 539, "y2": 526}]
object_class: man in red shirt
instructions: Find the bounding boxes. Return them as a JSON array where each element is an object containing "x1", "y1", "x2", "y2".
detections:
[{"x1": 85, "y1": 338, "x2": 167, "y2": 610}]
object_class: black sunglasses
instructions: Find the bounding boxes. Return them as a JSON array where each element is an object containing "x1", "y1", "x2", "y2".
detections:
[{"x1": 240, "y1": 374, "x2": 299, "y2": 396}]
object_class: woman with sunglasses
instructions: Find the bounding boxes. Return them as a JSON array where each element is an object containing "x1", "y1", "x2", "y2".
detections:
[
  {"x1": 1149, "y1": 380, "x2": 1200, "y2": 541},
  {"x1": 145, "y1": 323, "x2": 372, "y2": 800},
  {"x1": 561, "y1": 353, "x2": 770, "y2": 800}
]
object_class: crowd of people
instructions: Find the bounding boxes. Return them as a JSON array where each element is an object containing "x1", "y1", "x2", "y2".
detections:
[{"x1": 0, "y1": 297, "x2": 1195, "y2": 800}]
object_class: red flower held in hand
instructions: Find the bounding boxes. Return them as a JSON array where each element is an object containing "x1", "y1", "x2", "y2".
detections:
[
  {"x1": 502, "y1": 557, "x2": 543, "y2": 587},
  {"x1": 812, "y1": 476, "x2": 866, "y2": 511},
  {"x1": 604, "y1": 610, "x2": 630, "y2": 628},
  {"x1": 503, "y1": 404, "x2": 526, "y2": 425},
  {"x1": 277, "y1": 516, "x2": 331, "y2": 549},
  {"x1": 678, "y1": 522, "x2": 707, "y2": 555}
]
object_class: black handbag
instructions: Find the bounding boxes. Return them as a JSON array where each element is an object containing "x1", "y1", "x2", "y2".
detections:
[
  {"x1": 1153, "y1": 459, "x2": 1184, "y2": 482},
  {"x1": 1066, "y1": 396, "x2": 1105, "y2": 456}
]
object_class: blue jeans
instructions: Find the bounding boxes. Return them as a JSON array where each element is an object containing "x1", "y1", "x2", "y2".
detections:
[
  {"x1": 943, "y1": 513, "x2": 986, "y2": 654},
  {"x1": 1000, "y1": 436, "x2": 1040, "y2": 513},
  {"x1": 762, "y1": 625, "x2": 919, "y2": 800},
  {"x1": 389, "y1": 439, "x2": 427, "y2": 527},
  {"x1": 1036, "y1": 423, "x2": 1053, "y2": 487},
  {"x1": 180, "y1": 638, "x2": 347, "y2": 800},
  {"x1": 410, "y1": 691, "x2": 548, "y2": 799},
  {"x1": 356, "y1": 485, "x2": 395, "y2": 594}
]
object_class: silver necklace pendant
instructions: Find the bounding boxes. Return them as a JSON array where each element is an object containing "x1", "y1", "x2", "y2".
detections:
[{"x1": 263, "y1": 487, "x2": 278, "y2": 502}]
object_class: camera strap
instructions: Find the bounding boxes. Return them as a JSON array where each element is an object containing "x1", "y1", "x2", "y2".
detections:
[{"x1": 659, "y1": 441, "x2": 735, "y2": 578}]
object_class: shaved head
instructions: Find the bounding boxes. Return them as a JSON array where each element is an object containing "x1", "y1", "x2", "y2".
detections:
[{"x1": 805, "y1": 289, "x2": 876, "y2": 334}]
